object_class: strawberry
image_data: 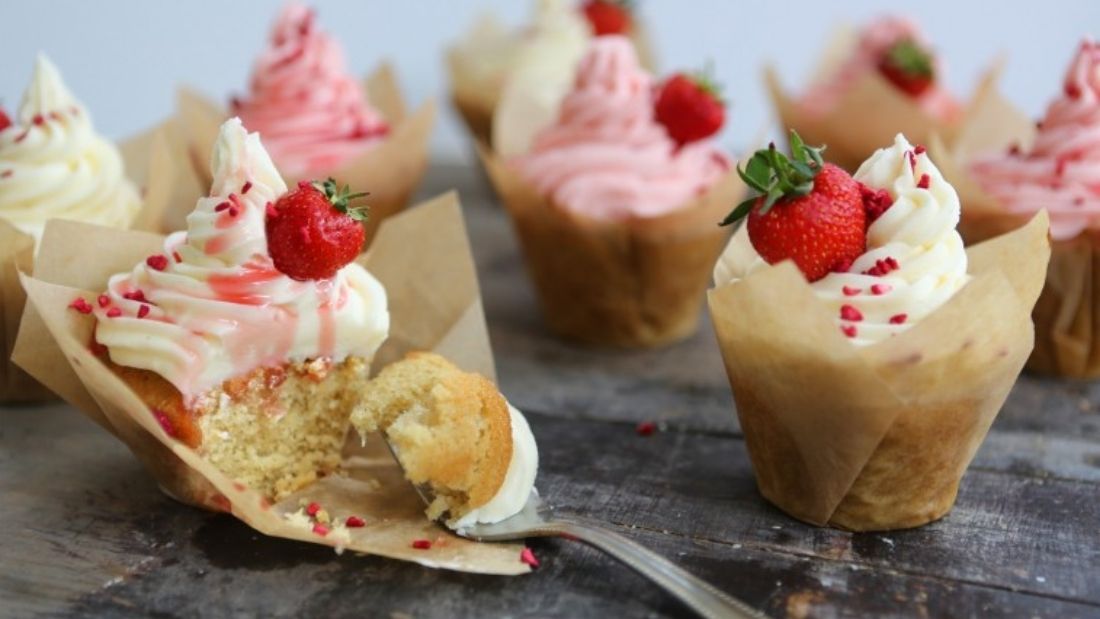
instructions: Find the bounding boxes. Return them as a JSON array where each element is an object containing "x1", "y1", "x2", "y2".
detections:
[
  {"x1": 721, "y1": 132, "x2": 866, "y2": 282},
  {"x1": 265, "y1": 178, "x2": 369, "y2": 281},
  {"x1": 654, "y1": 68, "x2": 726, "y2": 147},
  {"x1": 877, "y1": 38, "x2": 935, "y2": 97},
  {"x1": 0, "y1": 106, "x2": 11, "y2": 132},
  {"x1": 581, "y1": 0, "x2": 633, "y2": 36}
]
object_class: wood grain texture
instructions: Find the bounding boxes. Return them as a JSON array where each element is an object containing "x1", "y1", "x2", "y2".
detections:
[{"x1": 1, "y1": 163, "x2": 1098, "y2": 618}]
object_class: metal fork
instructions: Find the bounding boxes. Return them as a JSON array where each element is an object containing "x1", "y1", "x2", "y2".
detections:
[{"x1": 388, "y1": 438, "x2": 767, "y2": 619}]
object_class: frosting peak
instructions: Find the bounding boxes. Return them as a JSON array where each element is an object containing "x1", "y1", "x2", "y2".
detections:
[
  {"x1": 969, "y1": 40, "x2": 1100, "y2": 240},
  {"x1": 513, "y1": 37, "x2": 728, "y2": 220},
  {"x1": 93, "y1": 119, "x2": 389, "y2": 399},
  {"x1": 234, "y1": 2, "x2": 388, "y2": 179},
  {"x1": 0, "y1": 55, "x2": 140, "y2": 243}
]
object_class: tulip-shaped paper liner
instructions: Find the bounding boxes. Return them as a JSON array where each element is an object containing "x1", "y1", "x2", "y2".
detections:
[
  {"x1": 929, "y1": 98, "x2": 1100, "y2": 378},
  {"x1": 12, "y1": 192, "x2": 528, "y2": 574},
  {"x1": 764, "y1": 25, "x2": 1008, "y2": 173},
  {"x1": 0, "y1": 131, "x2": 179, "y2": 402},
  {"x1": 480, "y1": 144, "x2": 745, "y2": 347},
  {"x1": 177, "y1": 63, "x2": 435, "y2": 246},
  {"x1": 708, "y1": 212, "x2": 1050, "y2": 531}
]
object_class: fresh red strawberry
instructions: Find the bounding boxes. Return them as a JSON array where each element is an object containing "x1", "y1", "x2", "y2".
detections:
[
  {"x1": 265, "y1": 178, "x2": 369, "y2": 281},
  {"x1": 721, "y1": 132, "x2": 866, "y2": 282},
  {"x1": 877, "y1": 38, "x2": 935, "y2": 97},
  {"x1": 581, "y1": 0, "x2": 632, "y2": 36},
  {"x1": 0, "y1": 106, "x2": 11, "y2": 132},
  {"x1": 654, "y1": 68, "x2": 726, "y2": 147}
]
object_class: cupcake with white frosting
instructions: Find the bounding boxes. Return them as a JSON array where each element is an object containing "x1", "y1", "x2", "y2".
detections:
[
  {"x1": 0, "y1": 55, "x2": 140, "y2": 244},
  {"x1": 709, "y1": 132, "x2": 1050, "y2": 531}
]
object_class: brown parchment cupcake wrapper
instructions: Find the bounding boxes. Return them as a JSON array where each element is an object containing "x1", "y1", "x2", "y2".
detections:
[
  {"x1": 177, "y1": 63, "x2": 435, "y2": 246},
  {"x1": 0, "y1": 129, "x2": 181, "y2": 403},
  {"x1": 708, "y1": 212, "x2": 1050, "y2": 531},
  {"x1": 932, "y1": 95, "x2": 1100, "y2": 379},
  {"x1": 480, "y1": 144, "x2": 745, "y2": 348},
  {"x1": 12, "y1": 193, "x2": 527, "y2": 574},
  {"x1": 764, "y1": 26, "x2": 1008, "y2": 172}
]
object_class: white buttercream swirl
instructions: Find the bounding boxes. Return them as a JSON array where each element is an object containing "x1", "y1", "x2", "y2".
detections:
[
  {"x1": 716, "y1": 134, "x2": 969, "y2": 346},
  {"x1": 93, "y1": 118, "x2": 388, "y2": 399},
  {"x1": 452, "y1": 404, "x2": 539, "y2": 530},
  {"x1": 0, "y1": 55, "x2": 140, "y2": 243}
]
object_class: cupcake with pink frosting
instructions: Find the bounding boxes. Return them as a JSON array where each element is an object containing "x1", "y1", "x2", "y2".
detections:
[
  {"x1": 766, "y1": 16, "x2": 986, "y2": 172},
  {"x1": 483, "y1": 36, "x2": 743, "y2": 347},
  {"x1": 938, "y1": 40, "x2": 1100, "y2": 378},
  {"x1": 177, "y1": 2, "x2": 435, "y2": 245}
]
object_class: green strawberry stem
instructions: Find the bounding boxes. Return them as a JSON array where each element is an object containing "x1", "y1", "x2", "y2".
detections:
[
  {"x1": 312, "y1": 177, "x2": 370, "y2": 222},
  {"x1": 692, "y1": 60, "x2": 726, "y2": 106},
  {"x1": 720, "y1": 130, "x2": 825, "y2": 227},
  {"x1": 882, "y1": 39, "x2": 934, "y2": 79}
]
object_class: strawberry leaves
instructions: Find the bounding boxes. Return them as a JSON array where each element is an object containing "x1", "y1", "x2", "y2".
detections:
[
  {"x1": 882, "y1": 39, "x2": 934, "y2": 80},
  {"x1": 721, "y1": 131, "x2": 826, "y2": 226},
  {"x1": 312, "y1": 177, "x2": 370, "y2": 223}
]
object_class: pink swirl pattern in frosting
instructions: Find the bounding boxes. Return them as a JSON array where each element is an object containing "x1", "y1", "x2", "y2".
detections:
[
  {"x1": 512, "y1": 36, "x2": 728, "y2": 220},
  {"x1": 92, "y1": 119, "x2": 388, "y2": 401},
  {"x1": 233, "y1": 3, "x2": 389, "y2": 179},
  {"x1": 969, "y1": 40, "x2": 1100, "y2": 240},
  {"x1": 801, "y1": 16, "x2": 960, "y2": 122}
]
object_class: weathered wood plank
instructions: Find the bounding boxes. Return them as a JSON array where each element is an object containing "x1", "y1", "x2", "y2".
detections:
[{"x1": 3, "y1": 405, "x2": 1096, "y2": 618}]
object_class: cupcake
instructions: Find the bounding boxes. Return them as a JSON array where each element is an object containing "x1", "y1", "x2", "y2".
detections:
[
  {"x1": 710, "y1": 133, "x2": 1049, "y2": 530},
  {"x1": 483, "y1": 36, "x2": 741, "y2": 347},
  {"x1": 178, "y1": 2, "x2": 435, "y2": 244},
  {"x1": 352, "y1": 352, "x2": 538, "y2": 531},
  {"x1": 447, "y1": 0, "x2": 654, "y2": 147},
  {"x1": 0, "y1": 55, "x2": 144, "y2": 402},
  {"x1": 766, "y1": 16, "x2": 987, "y2": 171},
  {"x1": 936, "y1": 40, "x2": 1100, "y2": 378},
  {"x1": 83, "y1": 118, "x2": 388, "y2": 500}
]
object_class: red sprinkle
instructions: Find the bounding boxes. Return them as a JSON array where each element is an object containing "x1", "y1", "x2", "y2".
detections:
[
  {"x1": 636, "y1": 421, "x2": 657, "y2": 436},
  {"x1": 871, "y1": 284, "x2": 892, "y2": 295},
  {"x1": 123, "y1": 290, "x2": 146, "y2": 302},
  {"x1": 0, "y1": 170, "x2": 12, "y2": 179},
  {"x1": 520, "y1": 547, "x2": 540, "y2": 568},
  {"x1": 137, "y1": 305, "x2": 150, "y2": 319},
  {"x1": 306, "y1": 501, "x2": 321, "y2": 516},
  {"x1": 1066, "y1": 82, "x2": 1082, "y2": 99},
  {"x1": 840, "y1": 304, "x2": 863, "y2": 322},
  {"x1": 228, "y1": 207, "x2": 239, "y2": 218},
  {"x1": 97, "y1": 294, "x2": 110, "y2": 308},
  {"x1": 106, "y1": 307, "x2": 122, "y2": 318},
  {"x1": 842, "y1": 286, "x2": 861, "y2": 297},
  {"x1": 913, "y1": 145, "x2": 926, "y2": 155},
  {"x1": 146, "y1": 254, "x2": 169, "y2": 271},
  {"x1": 863, "y1": 257, "x2": 899, "y2": 277},
  {"x1": 173, "y1": 251, "x2": 182, "y2": 263},
  {"x1": 241, "y1": 181, "x2": 253, "y2": 194},
  {"x1": 68, "y1": 297, "x2": 93, "y2": 314},
  {"x1": 889, "y1": 313, "x2": 908, "y2": 325},
  {"x1": 32, "y1": 114, "x2": 44, "y2": 126},
  {"x1": 14, "y1": 129, "x2": 29, "y2": 143},
  {"x1": 152, "y1": 409, "x2": 178, "y2": 437},
  {"x1": 312, "y1": 523, "x2": 330, "y2": 537},
  {"x1": 907, "y1": 150, "x2": 917, "y2": 172},
  {"x1": 1008, "y1": 143, "x2": 1021, "y2": 156},
  {"x1": 917, "y1": 174, "x2": 931, "y2": 189},
  {"x1": 214, "y1": 201, "x2": 231, "y2": 212},
  {"x1": 841, "y1": 325, "x2": 858, "y2": 338},
  {"x1": 411, "y1": 539, "x2": 432, "y2": 550},
  {"x1": 345, "y1": 516, "x2": 366, "y2": 528},
  {"x1": 229, "y1": 96, "x2": 242, "y2": 111},
  {"x1": 860, "y1": 183, "x2": 895, "y2": 223}
]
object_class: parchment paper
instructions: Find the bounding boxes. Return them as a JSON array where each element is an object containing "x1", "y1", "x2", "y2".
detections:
[{"x1": 12, "y1": 192, "x2": 528, "y2": 574}]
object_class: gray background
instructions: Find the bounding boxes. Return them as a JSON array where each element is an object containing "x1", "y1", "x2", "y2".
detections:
[{"x1": 2, "y1": 1, "x2": 1097, "y2": 159}]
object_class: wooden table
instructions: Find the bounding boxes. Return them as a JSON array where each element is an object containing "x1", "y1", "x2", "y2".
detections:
[{"x1": 3, "y1": 162, "x2": 1099, "y2": 619}]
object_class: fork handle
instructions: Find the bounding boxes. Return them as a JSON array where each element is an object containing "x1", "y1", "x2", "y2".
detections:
[{"x1": 544, "y1": 518, "x2": 768, "y2": 619}]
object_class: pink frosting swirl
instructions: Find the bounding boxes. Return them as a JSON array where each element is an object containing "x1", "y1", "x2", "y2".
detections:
[
  {"x1": 512, "y1": 36, "x2": 728, "y2": 220},
  {"x1": 233, "y1": 3, "x2": 389, "y2": 179},
  {"x1": 969, "y1": 40, "x2": 1100, "y2": 240},
  {"x1": 801, "y1": 16, "x2": 960, "y2": 122}
]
